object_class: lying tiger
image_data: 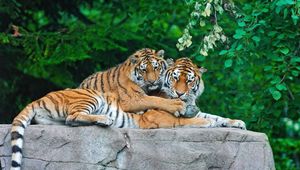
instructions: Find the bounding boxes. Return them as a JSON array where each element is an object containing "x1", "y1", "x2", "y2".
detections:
[
  {"x1": 10, "y1": 50, "x2": 244, "y2": 169},
  {"x1": 78, "y1": 48, "x2": 185, "y2": 114},
  {"x1": 158, "y1": 58, "x2": 246, "y2": 129},
  {"x1": 10, "y1": 48, "x2": 192, "y2": 170}
]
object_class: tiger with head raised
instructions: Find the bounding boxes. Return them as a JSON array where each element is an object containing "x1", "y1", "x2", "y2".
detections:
[
  {"x1": 78, "y1": 48, "x2": 184, "y2": 114},
  {"x1": 10, "y1": 48, "x2": 187, "y2": 170}
]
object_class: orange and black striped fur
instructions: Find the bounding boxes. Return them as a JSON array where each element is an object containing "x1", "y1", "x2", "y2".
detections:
[
  {"x1": 158, "y1": 58, "x2": 246, "y2": 129},
  {"x1": 10, "y1": 87, "x2": 217, "y2": 169},
  {"x1": 78, "y1": 48, "x2": 184, "y2": 114},
  {"x1": 10, "y1": 90, "x2": 115, "y2": 170},
  {"x1": 10, "y1": 48, "x2": 187, "y2": 169},
  {"x1": 10, "y1": 55, "x2": 244, "y2": 169}
]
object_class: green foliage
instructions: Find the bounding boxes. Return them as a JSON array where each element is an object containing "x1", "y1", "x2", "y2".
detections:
[
  {"x1": 0, "y1": 0, "x2": 299, "y2": 169},
  {"x1": 179, "y1": 0, "x2": 300, "y2": 169}
]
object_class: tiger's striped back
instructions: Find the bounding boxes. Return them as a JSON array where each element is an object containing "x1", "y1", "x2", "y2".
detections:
[
  {"x1": 78, "y1": 48, "x2": 167, "y2": 94},
  {"x1": 10, "y1": 88, "x2": 143, "y2": 170},
  {"x1": 11, "y1": 49, "x2": 189, "y2": 169}
]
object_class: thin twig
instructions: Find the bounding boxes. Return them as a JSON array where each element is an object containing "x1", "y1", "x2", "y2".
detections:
[
  {"x1": 287, "y1": 85, "x2": 295, "y2": 100},
  {"x1": 279, "y1": 73, "x2": 286, "y2": 84},
  {"x1": 293, "y1": 41, "x2": 300, "y2": 55},
  {"x1": 214, "y1": 7, "x2": 218, "y2": 25}
]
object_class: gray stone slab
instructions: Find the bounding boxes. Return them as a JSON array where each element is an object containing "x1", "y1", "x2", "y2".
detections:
[{"x1": 0, "y1": 125, "x2": 275, "y2": 170}]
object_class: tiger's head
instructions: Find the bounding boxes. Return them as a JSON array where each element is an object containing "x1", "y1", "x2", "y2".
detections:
[
  {"x1": 128, "y1": 48, "x2": 167, "y2": 93},
  {"x1": 162, "y1": 58, "x2": 207, "y2": 104}
]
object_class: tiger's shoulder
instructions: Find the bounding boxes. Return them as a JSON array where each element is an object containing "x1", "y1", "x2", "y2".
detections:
[{"x1": 78, "y1": 48, "x2": 167, "y2": 94}]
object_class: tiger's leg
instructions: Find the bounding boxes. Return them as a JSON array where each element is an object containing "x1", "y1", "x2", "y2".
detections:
[
  {"x1": 178, "y1": 117, "x2": 216, "y2": 128},
  {"x1": 138, "y1": 110, "x2": 216, "y2": 129},
  {"x1": 120, "y1": 95, "x2": 185, "y2": 115},
  {"x1": 196, "y1": 112, "x2": 246, "y2": 130},
  {"x1": 32, "y1": 109, "x2": 65, "y2": 125},
  {"x1": 65, "y1": 112, "x2": 113, "y2": 127},
  {"x1": 34, "y1": 116, "x2": 64, "y2": 125}
]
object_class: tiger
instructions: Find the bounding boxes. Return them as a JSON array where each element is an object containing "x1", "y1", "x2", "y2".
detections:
[
  {"x1": 10, "y1": 48, "x2": 189, "y2": 170},
  {"x1": 9, "y1": 55, "x2": 242, "y2": 169},
  {"x1": 78, "y1": 48, "x2": 184, "y2": 114},
  {"x1": 10, "y1": 88, "x2": 218, "y2": 170},
  {"x1": 159, "y1": 57, "x2": 246, "y2": 129}
]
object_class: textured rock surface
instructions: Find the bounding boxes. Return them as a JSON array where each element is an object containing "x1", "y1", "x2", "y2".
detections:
[{"x1": 0, "y1": 125, "x2": 274, "y2": 170}]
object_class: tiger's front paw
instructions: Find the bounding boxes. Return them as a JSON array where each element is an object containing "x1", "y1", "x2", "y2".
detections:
[
  {"x1": 167, "y1": 99, "x2": 185, "y2": 117},
  {"x1": 229, "y1": 119, "x2": 246, "y2": 130},
  {"x1": 174, "y1": 102, "x2": 187, "y2": 117},
  {"x1": 95, "y1": 116, "x2": 114, "y2": 126},
  {"x1": 174, "y1": 111, "x2": 180, "y2": 117},
  {"x1": 207, "y1": 118, "x2": 217, "y2": 128}
]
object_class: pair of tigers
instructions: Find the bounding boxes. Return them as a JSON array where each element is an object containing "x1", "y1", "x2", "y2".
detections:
[{"x1": 10, "y1": 48, "x2": 246, "y2": 170}]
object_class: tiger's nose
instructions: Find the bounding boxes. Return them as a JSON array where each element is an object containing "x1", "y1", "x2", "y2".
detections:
[
  {"x1": 176, "y1": 91, "x2": 184, "y2": 97},
  {"x1": 149, "y1": 80, "x2": 156, "y2": 84}
]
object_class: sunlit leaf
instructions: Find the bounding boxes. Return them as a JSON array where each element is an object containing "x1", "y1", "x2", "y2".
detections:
[
  {"x1": 280, "y1": 48, "x2": 289, "y2": 55},
  {"x1": 224, "y1": 59, "x2": 233, "y2": 68},
  {"x1": 271, "y1": 90, "x2": 282, "y2": 100},
  {"x1": 219, "y1": 50, "x2": 228, "y2": 55},
  {"x1": 276, "y1": 84, "x2": 287, "y2": 91}
]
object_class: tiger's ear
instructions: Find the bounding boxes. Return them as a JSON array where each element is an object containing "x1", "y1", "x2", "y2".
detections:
[
  {"x1": 156, "y1": 50, "x2": 165, "y2": 58},
  {"x1": 199, "y1": 67, "x2": 207, "y2": 74},
  {"x1": 166, "y1": 58, "x2": 174, "y2": 66},
  {"x1": 129, "y1": 55, "x2": 138, "y2": 64}
]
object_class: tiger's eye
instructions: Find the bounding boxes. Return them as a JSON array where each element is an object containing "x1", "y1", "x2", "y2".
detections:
[
  {"x1": 187, "y1": 79, "x2": 192, "y2": 83},
  {"x1": 140, "y1": 64, "x2": 146, "y2": 71},
  {"x1": 152, "y1": 61, "x2": 159, "y2": 70},
  {"x1": 173, "y1": 74, "x2": 179, "y2": 80}
]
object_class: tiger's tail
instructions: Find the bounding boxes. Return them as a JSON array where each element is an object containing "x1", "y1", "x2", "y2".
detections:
[{"x1": 11, "y1": 102, "x2": 37, "y2": 170}]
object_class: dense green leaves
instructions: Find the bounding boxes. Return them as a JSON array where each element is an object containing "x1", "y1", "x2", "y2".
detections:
[
  {"x1": 185, "y1": 0, "x2": 300, "y2": 169},
  {"x1": 276, "y1": 0, "x2": 295, "y2": 6}
]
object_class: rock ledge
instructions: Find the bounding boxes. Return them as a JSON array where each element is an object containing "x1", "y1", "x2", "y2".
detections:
[{"x1": 0, "y1": 125, "x2": 275, "y2": 170}]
